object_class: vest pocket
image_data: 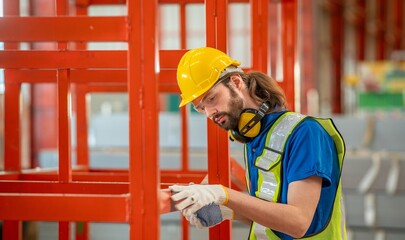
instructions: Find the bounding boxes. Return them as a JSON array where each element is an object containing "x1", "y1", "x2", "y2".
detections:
[
  {"x1": 254, "y1": 147, "x2": 282, "y2": 171},
  {"x1": 254, "y1": 148, "x2": 282, "y2": 202}
]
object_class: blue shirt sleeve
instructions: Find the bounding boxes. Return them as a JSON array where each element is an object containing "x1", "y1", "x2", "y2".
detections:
[
  {"x1": 270, "y1": 117, "x2": 341, "y2": 239},
  {"x1": 284, "y1": 118, "x2": 336, "y2": 187}
]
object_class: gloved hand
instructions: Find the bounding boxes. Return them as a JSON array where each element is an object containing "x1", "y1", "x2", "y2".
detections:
[
  {"x1": 169, "y1": 184, "x2": 228, "y2": 215},
  {"x1": 185, "y1": 203, "x2": 233, "y2": 229},
  {"x1": 185, "y1": 212, "x2": 204, "y2": 229}
]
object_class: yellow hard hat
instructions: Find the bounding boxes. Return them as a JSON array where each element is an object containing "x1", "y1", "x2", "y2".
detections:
[{"x1": 177, "y1": 47, "x2": 241, "y2": 107}]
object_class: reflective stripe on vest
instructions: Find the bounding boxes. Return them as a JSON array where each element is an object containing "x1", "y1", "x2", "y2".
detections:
[
  {"x1": 255, "y1": 112, "x2": 306, "y2": 202},
  {"x1": 247, "y1": 112, "x2": 347, "y2": 240}
]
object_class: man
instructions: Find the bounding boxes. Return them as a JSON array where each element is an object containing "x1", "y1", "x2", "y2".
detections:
[{"x1": 169, "y1": 47, "x2": 347, "y2": 239}]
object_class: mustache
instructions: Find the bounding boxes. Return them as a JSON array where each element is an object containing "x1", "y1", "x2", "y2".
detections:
[
  {"x1": 213, "y1": 112, "x2": 224, "y2": 122},
  {"x1": 213, "y1": 112, "x2": 228, "y2": 124}
]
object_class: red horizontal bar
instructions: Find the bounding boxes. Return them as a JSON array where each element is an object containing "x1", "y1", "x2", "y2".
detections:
[
  {"x1": 77, "y1": 168, "x2": 128, "y2": 173},
  {"x1": 82, "y1": 0, "x2": 126, "y2": 5},
  {"x1": 18, "y1": 69, "x2": 177, "y2": 93},
  {"x1": 158, "y1": 0, "x2": 248, "y2": 3},
  {"x1": 10, "y1": 70, "x2": 56, "y2": 83},
  {"x1": 82, "y1": 0, "x2": 248, "y2": 5},
  {"x1": 159, "y1": 50, "x2": 183, "y2": 93},
  {"x1": 160, "y1": 50, "x2": 188, "y2": 69},
  {"x1": 159, "y1": 0, "x2": 204, "y2": 2},
  {"x1": 0, "y1": 193, "x2": 129, "y2": 222},
  {"x1": 0, "y1": 17, "x2": 128, "y2": 42},
  {"x1": 0, "y1": 50, "x2": 183, "y2": 70},
  {"x1": 230, "y1": 157, "x2": 246, "y2": 192},
  {"x1": 0, "y1": 181, "x2": 129, "y2": 194},
  {"x1": 0, "y1": 50, "x2": 127, "y2": 69},
  {"x1": 0, "y1": 181, "x2": 193, "y2": 194},
  {"x1": 15, "y1": 170, "x2": 205, "y2": 183},
  {"x1": 81, "y1": 85, "x2": 127, "y2": 93},
  {"x1": 73, "y1": 70, "x2": 127, "y2": 83},
  {"x1": 0, "y1": 172, "x2": 19, "y2": 180},
  {"x1": 158, "y1": 50, "x2": 185, "y2": 93},
  {"x1": 160, "y1": 189, "x2": 176, "y2": 214},
  {"x1": 19, "y1": 171, "x2": 129, "y2": 182},
  {"x1": 161, "y1": 171, "x2": 206, "y2": 184},
  {"x1": 159, "y1": 70, "x2": 180, "y2": 93},
  {"x1": 9, "y1": 70, "x2": 127, "y2": 84},
  {"x1": 6, "y1": 68, "x2": 177, "y2": 93}
]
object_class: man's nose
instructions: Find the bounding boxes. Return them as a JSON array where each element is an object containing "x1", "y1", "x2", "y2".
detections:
[{"x1": 205, "y1": 107, "x2": 217, "y2": 120}]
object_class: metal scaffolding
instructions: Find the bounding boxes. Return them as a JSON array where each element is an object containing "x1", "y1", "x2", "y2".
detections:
[{"x1": 0, "y1": 0, "x2": 297, "y2": 239}]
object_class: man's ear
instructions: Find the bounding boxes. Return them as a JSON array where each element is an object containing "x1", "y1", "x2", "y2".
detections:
[{"x1": 229, "y1": 73, "x2": 244, "y2": 90}]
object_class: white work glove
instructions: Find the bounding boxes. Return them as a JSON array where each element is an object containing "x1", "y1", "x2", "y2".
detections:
[
  {"x1": 169, "y1": 184, "x2": 228, "y2": 215},
  {"x1": 185, "y1": 204, "x2": 234, "y2": 229}
]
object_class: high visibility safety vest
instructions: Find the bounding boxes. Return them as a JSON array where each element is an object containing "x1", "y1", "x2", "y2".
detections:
[{"x1": 246, "y1": 112, "x2": 347, "y2": 240}]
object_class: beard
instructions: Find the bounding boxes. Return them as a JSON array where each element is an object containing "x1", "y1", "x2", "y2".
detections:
[{"x1": 213, "y1": 88, "x2": 244, "y2": 130}]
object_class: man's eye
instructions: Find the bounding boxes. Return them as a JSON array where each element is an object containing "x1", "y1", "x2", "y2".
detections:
[{"x1": 206, "y1": 95, "x2": 215, "y2": 104}]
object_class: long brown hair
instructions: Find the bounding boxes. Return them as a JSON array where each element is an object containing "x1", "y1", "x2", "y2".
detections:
[{"x1": 221, "y1": 71, "x2": 287, "y2": 113}]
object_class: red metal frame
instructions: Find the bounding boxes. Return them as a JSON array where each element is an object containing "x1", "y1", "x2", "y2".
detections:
[
  {"x1": 298, "y1": 0, "x2": 316, "y2": 114},
  {"x1": 3, "y1": 1, "x2": 23, "y2": 239},
  {"x1": 205, "y1": 1, "x2": 232, "y2": 239},
  {"x1": 279, "y1": 0, "x2": 297, "y2": 111},
  {"x1": 0, "y1": 0, "x2": 297, "y2": 239},
  {"x1": 330, "y1": 0, "x2": 344, "y2": 114},
  {"x1": 375, "y1": 0, "x2": 386, "y2": 60},
  {"x1": 355, "y1": 0, "x2": 366, "y2": 61},
  {"x1": 251, "y1": 0, "x2": 269, "y2": 74},
  {"x1": 392, "y1": 0, "x2": 403, "y2": 51}
]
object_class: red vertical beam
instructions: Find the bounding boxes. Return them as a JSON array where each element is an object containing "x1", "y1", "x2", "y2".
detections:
[
  {"x1": 3, "y1": 0, "x2": 23, "y2": 239},
  {"x1": 142, "y1": 0, "x2": 160, "y2": 237},
  {"x1": 355, "y1": 0, "x2": 366, "y2": 61},
  {"x1": 72, "y1": 5, "x2": 90, "y2": 240},
  {"x1": 392, "y1": 0, "x2": 403, "y2": 51},
  {"x1": 299, "y1": 0, "x2": 316, "y2": 114},
  {"x1": 58, "y1": 222, "x2": 71, "y2": 240},
  {"x1": 128, "y1": 0, "x2": 160, "y2": 239},
  {"x1": 128, "y1": 0, "x2": 145, "y2": 237},
  {"x1": 3, "y1": 1, "x2": 21, "y2": 173},
  {"x1": 268, "y1": 3, "x2": 278, "y2": 80},
  {"x1": 329, "y1": 0, "x2": 344, "y2": 113},
  {"x1": 251, "y1": 0, "x2": 269, "y2": 73},
  {"x1": 3, "y1": 80, "x2": 23, "y2": 239},
  {"x1": 2, "y1": 221, "x2": 22, "y2": 240},
  {"x1": 56, "y1": 2, "x2": 72, "y2": 240},
  {"x1": 30, "y1": 0, "x2": 58, "y2": 168},
  {"x1": 375, "y1": 0, "x2": 386, "y2": 60},
  {"x1": 180, "y1": 3, "x2": 187, "y2": 49},
  {"x1": 281, "y1": 0, "x2": 297, "y2": 111},
  {"x1": 4, "y1": 77, "x2": 21, "y2": 172},
  {"x1": 75, "y1": 221, "x2": 89, "y2": 240},
  {"x1": 206, "y1": 1, "x2": 232, "y2": 240},
  {"x1": 74, "y1": 85, "x2": 89, "y2": 168},
  {"x1": 56, "y1": 0, "x2": 72, "y2": 183},
  {"x1": 179, "y1": 3, "x2": 189, "y2": 173},
  {"x1": 73, "y1": 5, "x2": 90, "y2": 170},
  {"x1": 179, "y1": 4, "x2": 190, "y2": 240}
]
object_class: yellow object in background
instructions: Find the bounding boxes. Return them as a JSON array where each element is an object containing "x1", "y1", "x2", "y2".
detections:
[{"x1": 344, "y1": 74, "x2": 360, "y2": 87}]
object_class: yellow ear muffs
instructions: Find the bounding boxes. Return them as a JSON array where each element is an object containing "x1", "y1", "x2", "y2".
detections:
[
  {"x1": 229, "y1": 102, "x2": 270, "y2": 143},
  {"x1": 238, "y1": 109, "x2": 262, "y2": 137},
  {"x1": 229, "y1": 129, "x2": 250, "y2": 143}
]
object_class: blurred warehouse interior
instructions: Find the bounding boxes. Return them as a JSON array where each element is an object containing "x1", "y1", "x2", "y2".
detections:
[{"x1": 0, "y1": 0, "x2": 405, "y2": 240}]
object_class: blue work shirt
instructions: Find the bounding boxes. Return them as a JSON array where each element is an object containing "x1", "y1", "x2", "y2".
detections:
[{"x1": 245, "y1": 111, "x2": 340, "y2": 239}]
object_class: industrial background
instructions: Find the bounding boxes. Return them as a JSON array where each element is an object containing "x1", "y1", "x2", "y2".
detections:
[{"x1": 0, "y1": 0, "x2": 405, "y2": 239}]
